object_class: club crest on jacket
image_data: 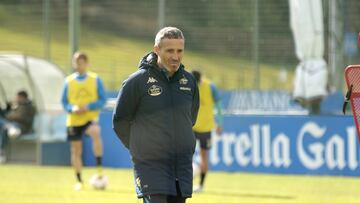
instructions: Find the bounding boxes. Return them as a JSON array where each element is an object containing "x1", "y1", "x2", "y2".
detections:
[
  {"x1": 148, "y1": 85, "x2": 162, "y2": 96},
  {"x1": 179, "y1": 77, "x2": 188, "y2": 85}
]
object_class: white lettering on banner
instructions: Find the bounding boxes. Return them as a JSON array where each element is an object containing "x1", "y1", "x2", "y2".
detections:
[
  {"x1": 347, "y1": 127, "x2": 358, "y2": 170},
  {"x1": 250, "y1": 125, "x2": 261, "y2": 166},
  {"x1": 209, "y1": 122, "x2": 358, "y2": 171},
  {"x1": 273, "y1": 133, "x2": 291, "y2": 168},
  {"x1": 210, "y1": 124, "x2": 291, "y2": 168},
  {"x1": 325, "y1": 135, "x2": 345, "y2": 170},
  {"x1": 235, "y1": 133, "x2": 251, "y2": 166},
  {"x1": 223, "y1": 133, "x2": 236, "y2": 166},
  {"x1": 210, "y1": 132, "x2": 221, "y2": 165},
  {"x1": 262, "y1": 125, "x2": 272, "y2": 167},
  {"x1": 297, "y1": 122, "x2": 325, "y2": 169},
  {"x1": 297, "y1": 122, "x2": 358, "y2": 170}
]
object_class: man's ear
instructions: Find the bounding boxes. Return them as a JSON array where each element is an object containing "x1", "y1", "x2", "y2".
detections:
[{"x1": 153, "y1": 45, "x2": 159, "y2": 55}]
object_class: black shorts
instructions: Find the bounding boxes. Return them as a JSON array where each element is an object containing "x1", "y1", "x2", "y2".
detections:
[
  {"x1": 194, "y1": 131, "x2": 211, "y2": 150},
  {"x1": 67, "y1": 121, "x2": 93, "y2": 141}
]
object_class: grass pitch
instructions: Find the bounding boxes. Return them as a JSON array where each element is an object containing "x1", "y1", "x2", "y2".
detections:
[{"x1": 1, "y1": 165, "x2": 360, "y2": 203}]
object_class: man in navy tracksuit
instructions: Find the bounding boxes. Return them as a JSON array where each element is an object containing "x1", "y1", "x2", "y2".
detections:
[{"x1": 112, "y1": 27, "x2": 199, "y2": 203}]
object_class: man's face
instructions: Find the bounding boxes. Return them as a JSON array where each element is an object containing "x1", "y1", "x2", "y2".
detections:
[
  {"x1": 16, "y1": 95, "x2": 26, "y2": 104},
  {"x1": 154, "y1": 38, "x2": 184, "y2": 74},
  {"x1": 73, "y1": 57, "x2": 88, "y2": 74}
]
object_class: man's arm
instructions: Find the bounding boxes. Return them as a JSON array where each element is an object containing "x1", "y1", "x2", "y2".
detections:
[
  {"x1": 192, "y1": 81, "x2": 200, "y2": 126},
  {"x1": 5, "y1": 110, "x2": 21, "y2": 121},
  {"x1": 0, "y1": 102, "x2": 11, "y2": 117},
  {"x1": 5, "y1": 103, "x2": 35, "y2": 125},
  {"x1": 61, "y1": 81, "x2": 74, "y2": 112},
  {"x1": 87, "y1": 77, "x2": 107, "y2": 110},
  {"x1": 112, "y1": 75, "x2": 139, "y2": 149},
  {"x1": 210, "y1": 83, "x2": 223, "y2": 130}
]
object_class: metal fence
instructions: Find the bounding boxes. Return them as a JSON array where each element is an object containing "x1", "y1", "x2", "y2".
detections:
[{"x1": 0, "y1": 0, "x2": 359, "y2": 91}]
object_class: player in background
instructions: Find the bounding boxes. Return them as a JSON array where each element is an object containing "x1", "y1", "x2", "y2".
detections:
[
  {"x1": 191, "y1": 70, "x2": 223, "y2": 193},
  {"x1": 61, "y1": 52, "x2": 106, "y2": 190}
]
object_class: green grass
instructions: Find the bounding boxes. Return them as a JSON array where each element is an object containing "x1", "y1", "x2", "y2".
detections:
[
  {"x1": 0, "y1": 5, "x2": 295, "y2": 91},
  {"x1": 1, "y1": 164, "x2": 360, "y2": 203}
]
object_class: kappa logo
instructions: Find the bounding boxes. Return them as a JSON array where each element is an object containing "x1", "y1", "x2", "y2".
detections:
[
  {"x1": 147, "y1": 77, "x2": 158, "y2": 84},
  {"x1": 75, "y1": 88, "x2": 92, "y2": 99},
  {"x1": 179, "y1": 77, "x2": 188, "y2": 85},
  {"x1": 148, "y1": 85, "x2": 162, "y2": 96}
]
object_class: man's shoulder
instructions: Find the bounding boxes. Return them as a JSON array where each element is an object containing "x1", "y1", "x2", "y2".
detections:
[
  {"x1": 65, "y1": 73, "x2": 77, "y2": 82},
  {"x1": 26, "y1": 102, "x2": 36, "y2": 114},
  {"x1": 127, "y1": 69, "x2": 148, "y2": 81},
  {"x1": 182, "y1": 70, "x2": 194, "y2": 78},
  {"x1": 181, "y1": 69, "x2": 197, "y2": 85},
  {"x1": 122, "y1": 69, "x2": 148, "y2": 87},
  {"x1": 65, "y1": 71, "x2": 99, "y2": 83},
  {"x1": 87, "y1": 71, "x2": 99, "y2": 78},
  {"x1": 202, "y1": 77, "x2": 212, "y2": 85}
]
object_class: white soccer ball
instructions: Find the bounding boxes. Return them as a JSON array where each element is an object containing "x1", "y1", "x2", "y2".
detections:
[
  {"x1": 192, "y1": 162, "x2": 201, "y2": 178},
  {"x1": 89, "y1": 174, "x2": 108, "y2": 190},
  {"x1": 7, "y1": 125, "x2": 21, "y2": 139}
]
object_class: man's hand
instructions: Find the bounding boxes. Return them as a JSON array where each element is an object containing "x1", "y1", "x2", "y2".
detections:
[
  {"x1": 72, "y1": 105, "x2": 89, "y2": 114},
  {"x1": 215, "y1": 126, "x2": 223, "y2": 136}
]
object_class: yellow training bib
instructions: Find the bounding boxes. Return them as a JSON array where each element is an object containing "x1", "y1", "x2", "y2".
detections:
[
  {"x1": 193, "y1": 77, "x2": 215, "y2": 132},
  {"x1": 66, "y1": 72, "x2": 100, "y2": 126}
]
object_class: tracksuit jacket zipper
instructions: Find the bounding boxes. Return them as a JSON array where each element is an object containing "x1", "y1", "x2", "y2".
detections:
[{"x1": 164, "y1": 72, "x2": 179, "y2": 181}]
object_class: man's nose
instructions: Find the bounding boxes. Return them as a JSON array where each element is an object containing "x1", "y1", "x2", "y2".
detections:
[{"x1": 171, "y1": 53, "x2": 180, "y2": 61}]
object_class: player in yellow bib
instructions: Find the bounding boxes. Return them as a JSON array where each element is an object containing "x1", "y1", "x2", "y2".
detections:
[
  {"x1": 61, "y1": 52, "x2": 106, "y2": 190},
  {"x1": 191, "y1": 70, "x2": 223, "y2": 193}
]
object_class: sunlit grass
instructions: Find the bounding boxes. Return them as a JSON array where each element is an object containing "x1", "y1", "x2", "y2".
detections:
[{"x1": 1, "y1": 164, "x2": 360, "y2": 203}]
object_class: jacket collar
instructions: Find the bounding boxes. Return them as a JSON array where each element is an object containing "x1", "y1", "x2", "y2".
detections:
[{"x1": 139, "y1": 52, "x2": 185, "y2": 82}]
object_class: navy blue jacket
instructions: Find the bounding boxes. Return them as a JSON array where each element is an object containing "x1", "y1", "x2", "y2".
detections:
[{"x1": 112, "y1": 52, "x2": 199, "y2": 198}]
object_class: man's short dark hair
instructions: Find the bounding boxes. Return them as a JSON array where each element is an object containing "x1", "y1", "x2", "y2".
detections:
[
  {"x1": 73, "y1": 51, "x2": 88, "y2": 62},
  {"x1": 17, "y1": 90, "x2": 28, "y2": 99},
  {"x1": 155, "y1": 27, "x2": 184, "y2": 46},
  {"x1": 191, "y1": 70, "x2": 201, "y2": 83}
]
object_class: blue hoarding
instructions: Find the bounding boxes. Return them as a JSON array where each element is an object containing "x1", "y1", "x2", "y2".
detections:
[
  {"x1": 84, "y1": 112, "x2": 359, "y2": 176},
  {"x1": 206, "y1": 115, "x2": 357, "y2": 176}
]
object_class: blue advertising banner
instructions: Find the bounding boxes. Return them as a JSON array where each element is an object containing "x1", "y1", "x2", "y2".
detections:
[
  {"x1": 84, "y1": 112, "x2": 358, "y2": 176},
  {"x1": 205, "y1": 115, "x2": 357, "y2": 176}
]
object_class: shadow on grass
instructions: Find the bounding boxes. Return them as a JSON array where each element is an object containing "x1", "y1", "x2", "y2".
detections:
[
  {"x1": 84, "y1": 188, "x2": 134, "y2": 194},
  {"x1": 85, "y1": 188, "x2": 295, "y2": 200},
  {"x1": 197, "y1": 190, "x2": 295, "y2": 200}
]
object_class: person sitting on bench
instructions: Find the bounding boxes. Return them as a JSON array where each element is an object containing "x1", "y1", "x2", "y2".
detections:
[{"x1": 0, "y1": 90, "x2": 36, "y2": 163}]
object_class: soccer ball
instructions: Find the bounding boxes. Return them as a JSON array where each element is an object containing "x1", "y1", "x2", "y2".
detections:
[
  {"x1": 192, "y1": 162, "x2": 201, "y2": 178},
  {"x1": 6, "y1": 124, "x2": 21, "y2": 139},
  {"x1": 89, "y1": 174, "x2": 108, "y2": 190}
]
